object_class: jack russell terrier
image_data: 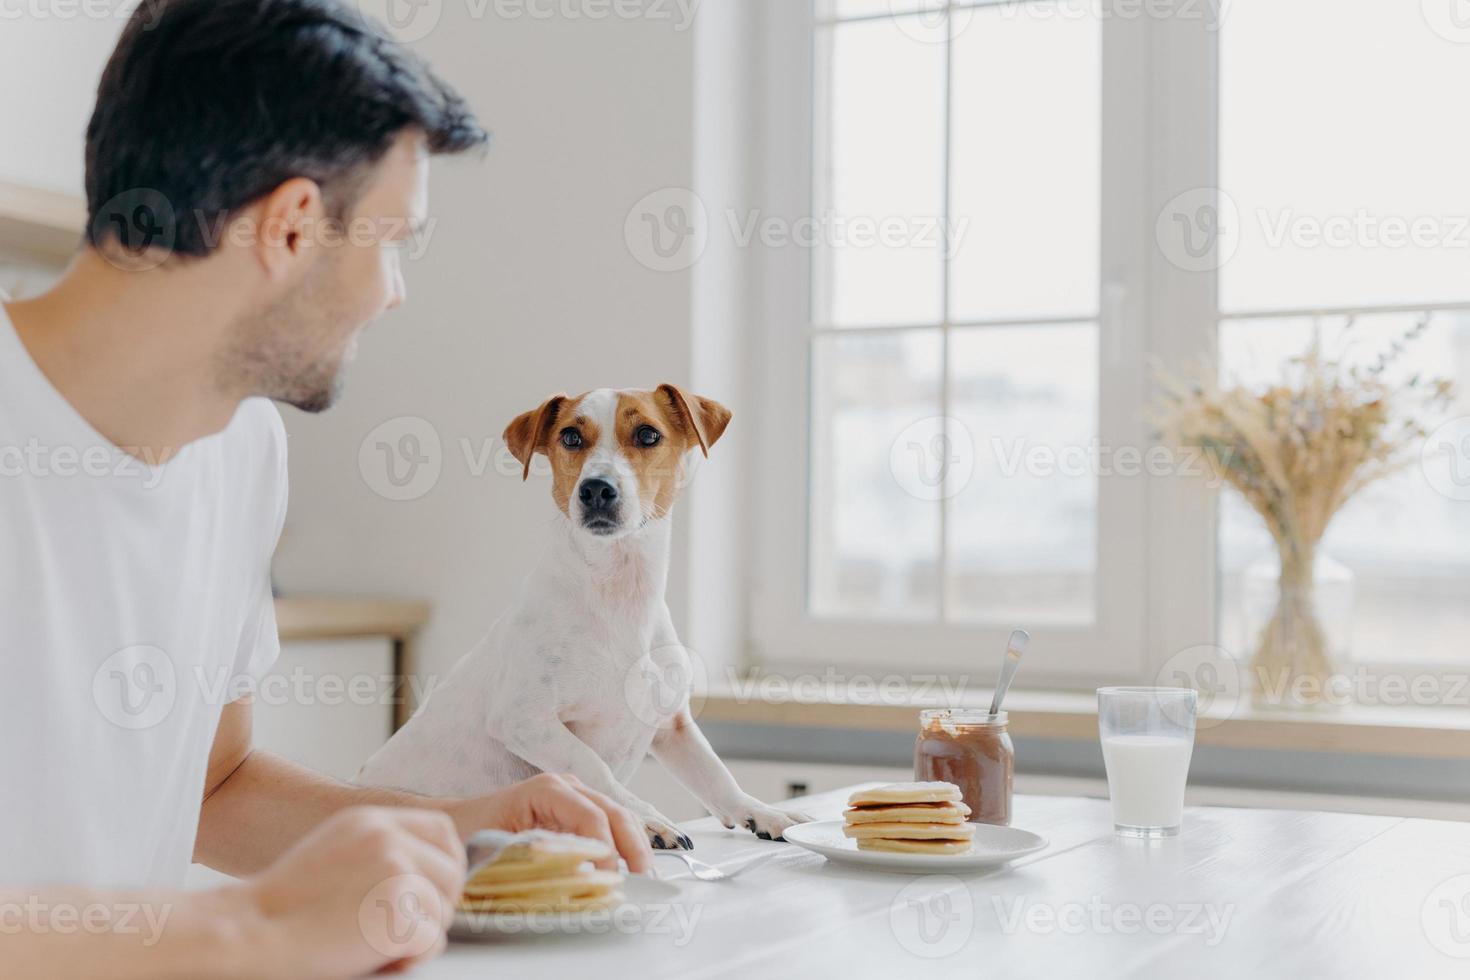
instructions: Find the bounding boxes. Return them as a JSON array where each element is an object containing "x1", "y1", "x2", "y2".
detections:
[{"x1": 357, "y1": 385, "x2": 810, "y2": 848}]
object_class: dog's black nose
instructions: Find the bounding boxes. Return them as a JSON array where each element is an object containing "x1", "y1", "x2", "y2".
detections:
[{"x1": 578, "y1": 478, "x2": 619, "y2": 511}]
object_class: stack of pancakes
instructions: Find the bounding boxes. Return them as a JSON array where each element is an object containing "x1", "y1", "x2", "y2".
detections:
[
  {"x1": 459, "y1": 832, "x2": 624, "y2": 914},
  {"x1": 842, "y1": 782, "x2": 975, "y2": 854}
]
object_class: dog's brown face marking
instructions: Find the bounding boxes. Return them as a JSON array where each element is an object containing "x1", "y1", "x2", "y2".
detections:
[
  {"x1": 613, "y1": 389, "x2": 691, "y2": 520},
  {"x1": 503, "y1": 385, "x2": 731, "y2": 533},
  {"x1": 543, "y1": 398, "x2": 597, "y2": 518}
]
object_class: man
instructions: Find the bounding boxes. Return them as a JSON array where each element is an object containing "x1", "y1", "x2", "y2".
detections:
[{"x1": 0, "y1": 0, "x2": 651, "y2": 975}]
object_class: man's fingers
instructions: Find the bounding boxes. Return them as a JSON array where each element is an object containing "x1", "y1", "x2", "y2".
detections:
[
  {"x1": 388, "y1": 835, "x2": 467, "y2": 915},
  {"x1": 550, "y1": 789, "x2": 618, "y2": 868},
  {"x1": 386, "y1": 808, "x2": 467, "y2": 868},
  {"x1": 566, "y1": 782, "x2": 654, "y2": 874}
]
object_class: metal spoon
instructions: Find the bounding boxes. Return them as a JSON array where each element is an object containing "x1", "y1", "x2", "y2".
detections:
[{"x1": 988, "y1": 629, "x2": 1030, "y2": 717}]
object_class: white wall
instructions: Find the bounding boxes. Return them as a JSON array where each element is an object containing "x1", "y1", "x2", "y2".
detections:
[
  {"x1": 0, "y1": 2, "x2": 759, "y2": 698},
  {"x1": 275, "y1": 1, "x2": 758, "y2": 691},
  {"x1": 0, "y1": 9, "x2": 125, "y2": 193}
]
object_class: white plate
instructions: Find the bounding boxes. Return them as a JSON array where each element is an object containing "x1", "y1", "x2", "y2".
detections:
[
  {"x1": 449, "y1": 874, "x2": 681, "y2": 940},
  {"x1": 782, "y1": 820, "x2": 1048, "y2": 874}
]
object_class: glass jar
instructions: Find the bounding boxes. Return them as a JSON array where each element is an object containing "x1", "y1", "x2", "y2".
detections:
[{"x1": 913, "y1": 708, "x2": 1014, "y2": 826}]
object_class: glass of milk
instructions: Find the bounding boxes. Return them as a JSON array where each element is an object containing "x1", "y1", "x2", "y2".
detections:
[{"x1": 1097, "y1": 687, "x2": 1197, "y2": 838}]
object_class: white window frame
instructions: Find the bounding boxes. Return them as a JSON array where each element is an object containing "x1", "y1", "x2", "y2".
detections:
[{"x1": 747, "y1": 0, "x2": 1227, "y2": 687}]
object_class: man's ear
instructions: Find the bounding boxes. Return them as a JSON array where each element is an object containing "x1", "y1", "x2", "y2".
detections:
[
  {"x1": 657, "y1": 384, "x2": 732, "y2": 457},
  {"x1": 250, "y1": 177, "x2": 325, "y2": 276},
  {"x1": 502, "y1": 394, "x2": 566, "y2": 480}
]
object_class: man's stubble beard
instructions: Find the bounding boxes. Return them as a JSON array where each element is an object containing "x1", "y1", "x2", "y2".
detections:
[{"x1": 218, "y1": 261, "x2": 353, "y2": 414}]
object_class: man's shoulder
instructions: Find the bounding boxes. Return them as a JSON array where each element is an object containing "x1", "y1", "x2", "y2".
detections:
[
  {"x1": 229, "y1": 396, "x2": 287, "y2": 450},
  {"x1": 221, "y1": 397, "x2": 288, "y2": 509}
]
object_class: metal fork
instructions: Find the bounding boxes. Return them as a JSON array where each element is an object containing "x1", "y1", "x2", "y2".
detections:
[{"x1": 652, "y1": 849, "x2": 781, "y2": 882}]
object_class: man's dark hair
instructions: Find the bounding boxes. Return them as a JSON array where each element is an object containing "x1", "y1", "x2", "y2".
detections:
[{"x1": 85, "y1": 0, "x2": 487, "y2": 257}]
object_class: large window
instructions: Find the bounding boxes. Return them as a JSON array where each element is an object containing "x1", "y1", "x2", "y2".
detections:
[
  {"x1": 1217, "y1": 0, "x2": 1470, "y2": 667},
  {"x1": 809, "y1": 3, "x2": 1101, "y2": 626},
  {"x1": 753, "y1": 0, "x2": 1467, "y2": 685}
]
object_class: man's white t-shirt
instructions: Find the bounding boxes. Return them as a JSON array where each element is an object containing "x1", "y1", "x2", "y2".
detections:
[{"x1": 0, "y1": 305, "x2": 288, "y2": 888}]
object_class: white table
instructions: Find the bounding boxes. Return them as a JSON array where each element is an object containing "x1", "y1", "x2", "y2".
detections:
[{"x1": 421, "y1": 785, "x2": 1470, "y2": 979}]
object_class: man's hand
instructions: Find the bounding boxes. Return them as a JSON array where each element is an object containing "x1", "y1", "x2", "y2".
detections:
[
  {"x1": 201, "y1": 700, "x2": 660, "y2": 880},
  {"x1": 240, "y1": 806, "x2": 466, "y2": 978},
  {"x1": 442, "y1": 772, "x2": 654, "y2": 874}
]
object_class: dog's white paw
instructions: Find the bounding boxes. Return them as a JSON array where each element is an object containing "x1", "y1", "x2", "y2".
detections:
[
  {"x1": 639, "y1": 808, "x2": 693, "y2": 851},
  {"x1": 719, "y1": 798, "x2": 813, "y2": 842}
]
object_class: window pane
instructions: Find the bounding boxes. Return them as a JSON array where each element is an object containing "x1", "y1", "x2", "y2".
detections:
[
  {"x1": 1220, "y1": 0, "x2": 1470, "y2": 311},
  {"x1": 949, "y1": 4, "x2": 1100, "y2": 322},
  {"x1": 810, "y1": 330, "x2": 943, "y2": 619},
  {"x1": 948, "y1": 323, "x2": 1098, "y2": 624},
  {"x1": 815, "y1": 16, "x2": 946, "y2": 327},
  {"x1": 818, "y1": 0, "x2": 943, "y2": 19},
  {"x1": 1218, "y1": 313, "x2": 1470, "y2": 665}
]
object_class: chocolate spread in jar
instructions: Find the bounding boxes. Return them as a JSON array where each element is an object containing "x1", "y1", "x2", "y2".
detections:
[{"x1": 913, "y1": 708, "x2": 1014, "y2": 826}]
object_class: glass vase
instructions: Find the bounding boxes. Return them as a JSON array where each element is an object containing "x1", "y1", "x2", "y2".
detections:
[{"x1": 1241, "y1": 548, "x2": 1354, "y2": 708}]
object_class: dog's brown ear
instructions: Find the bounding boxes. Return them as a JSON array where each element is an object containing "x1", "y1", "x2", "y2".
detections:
[
  {"x1": 657, "y1": 384, "x2": 732, "y2": 457},
  {"x1": 503, "y1": 394, "x2": 566, "y2": 480}
]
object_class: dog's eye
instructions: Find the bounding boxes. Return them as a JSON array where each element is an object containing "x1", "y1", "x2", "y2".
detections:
[
  {"x1": 635, "y1": 425, "x2": 661, "y2": 447},
  {"x1": 559, "y1": 428, "x2": 583, "y2": 449}
]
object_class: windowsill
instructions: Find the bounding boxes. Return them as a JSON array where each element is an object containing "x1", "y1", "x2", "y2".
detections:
[{"x1": 697, "y1": 685, "x2": 1470, "y2": 761}]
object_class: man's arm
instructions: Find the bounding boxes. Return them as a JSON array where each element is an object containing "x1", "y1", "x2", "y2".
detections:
[
  {"x1": 3, "y1": 806, "x2": 465, "y2": 980},
  {"x1": 196, "y1": 699, "x2": 652, "y2": 875},
  {"x1": 0, "y1": 884, "x2": 259, "y2": 980}
]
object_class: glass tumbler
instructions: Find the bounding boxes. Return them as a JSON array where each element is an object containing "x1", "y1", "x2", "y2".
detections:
[{"x1": 1097, "y1": 687, "x2": 1197, "y2": 838}]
